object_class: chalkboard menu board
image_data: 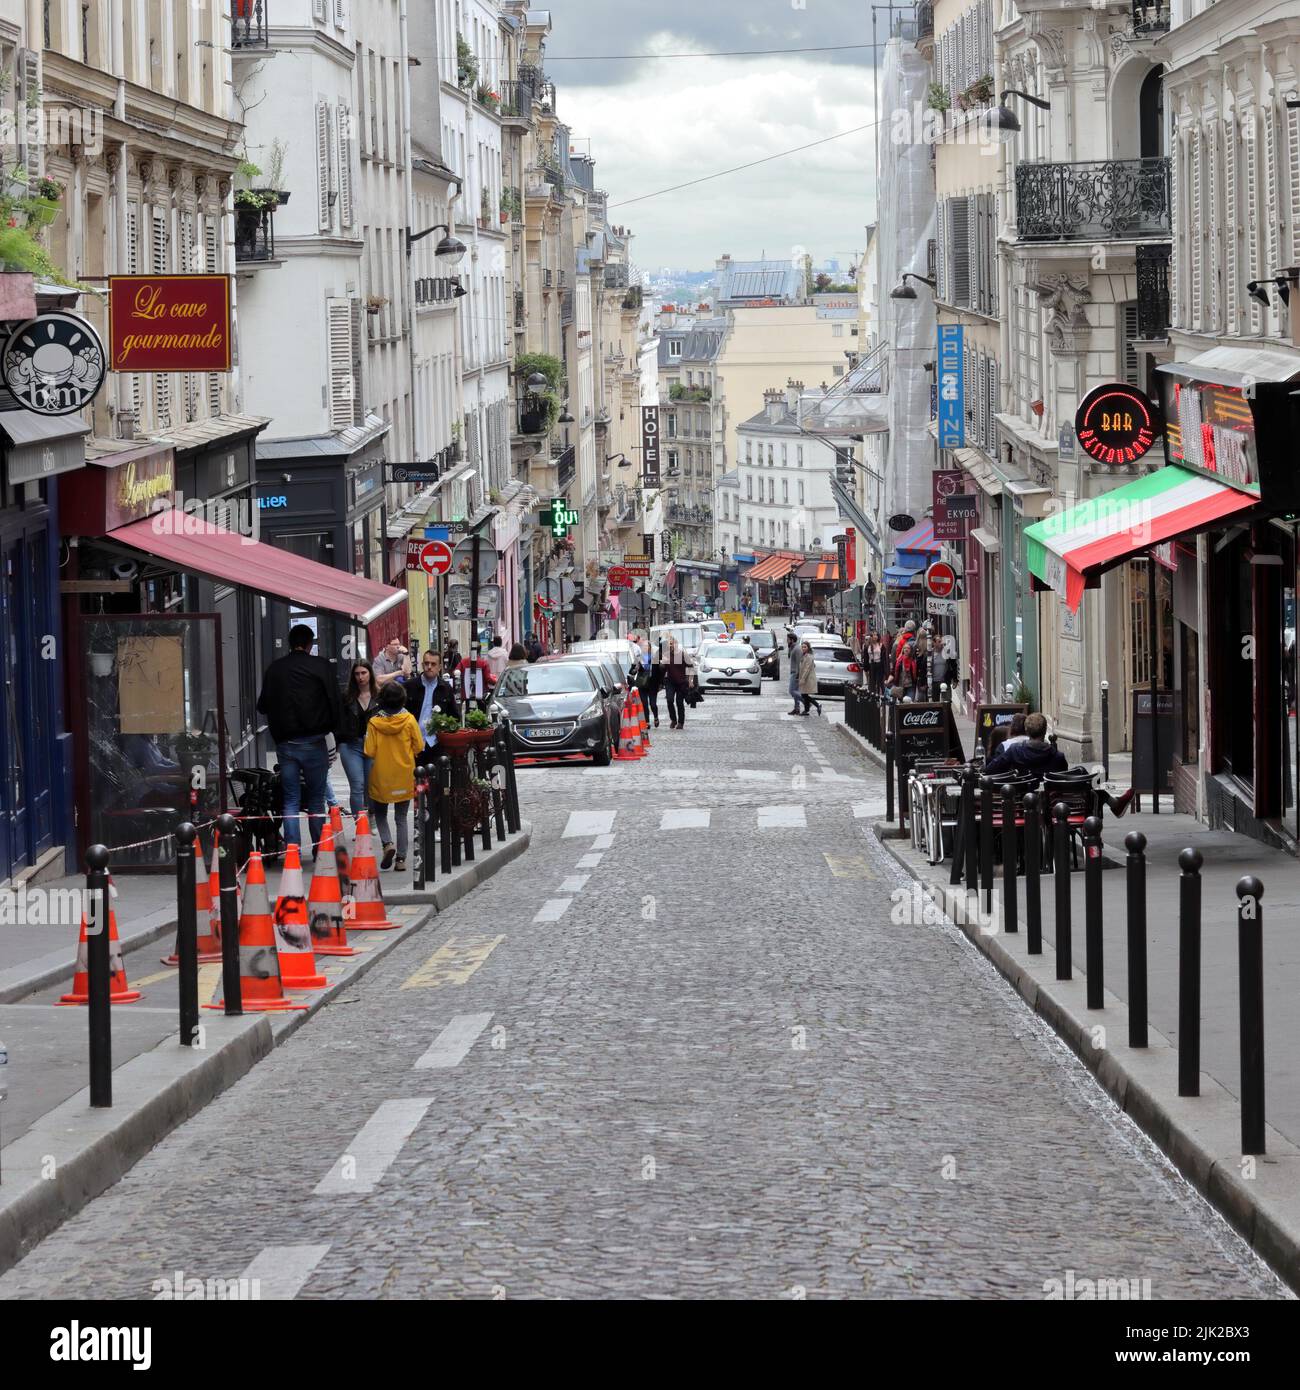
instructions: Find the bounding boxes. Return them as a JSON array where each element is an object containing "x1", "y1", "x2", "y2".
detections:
[
  {"x1": 894, "y1": 702, "x2": 965, "y2": 766},
  {"x1": 975, "y1": 702, "x2": 1028, "y2": 753}
]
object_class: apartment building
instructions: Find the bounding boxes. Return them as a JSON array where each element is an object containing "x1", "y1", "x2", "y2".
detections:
[{"x1": 658, "y1": 315, "x2": 725, "y2": 567}]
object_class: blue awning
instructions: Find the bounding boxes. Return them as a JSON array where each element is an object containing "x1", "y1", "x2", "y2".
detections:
[{"x1": 883, "y1": 565, "x2": 921, "y2": 588}]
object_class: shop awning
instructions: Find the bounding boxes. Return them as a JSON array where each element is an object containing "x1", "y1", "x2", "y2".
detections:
[
  {"x1": 893, "y1": 518, "x2": 941, "y2": 556},
  {"x1": 796, "y1": 555, "x2": 840, "y2": 582},
  {"x1": 107, "y1": 508, "x2": 409, "y2": 643},
  {"x1": 746, "y1": 550, "x2": 803, "y2": 583},
  {"x1": 1025, "y1": 464, "x2": 1257, "y2": 611},
  {"x1": 883, "y1": 564, "x2": 920, "y2": 588}
]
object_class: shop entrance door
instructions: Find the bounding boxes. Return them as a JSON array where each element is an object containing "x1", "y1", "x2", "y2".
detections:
[{"x1": 76, "y1": 614, "x2": 227, "y2": 870}]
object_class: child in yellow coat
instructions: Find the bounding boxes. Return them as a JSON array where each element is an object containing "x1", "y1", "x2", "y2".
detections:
[{"x1": 363, "y1": 681, "x2": 424, "y2": 871}]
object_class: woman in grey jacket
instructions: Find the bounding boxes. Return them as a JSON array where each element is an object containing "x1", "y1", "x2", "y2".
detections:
[
  {"x1": 798, "y1": 642, "x2": 823, "y2": 716},
  {"x1": 786, "y1": 630, "x2": 802, "y2": 714}
]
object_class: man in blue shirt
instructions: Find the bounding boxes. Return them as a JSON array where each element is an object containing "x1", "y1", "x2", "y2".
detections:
[{"x1": 402, "y1": 649, "x2": 459, "y2": 768}]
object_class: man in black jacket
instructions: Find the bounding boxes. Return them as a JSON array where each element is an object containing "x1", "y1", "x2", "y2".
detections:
[
  {"x1": 983, "y1": 712, "x2": 1068, "y2": 777},
  {"x1": 403, "y1": 649, "x2": 460, "y2": 767},
  {"x1": 256, "y1": 624, "x2": 343, "y2": 853}
]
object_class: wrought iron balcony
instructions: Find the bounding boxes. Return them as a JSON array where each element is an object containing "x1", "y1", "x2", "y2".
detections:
[
  {"x1": 499, "y1": 79, "x2": 536, "y2": 121},
  {"x1": 1136, "y1": 243, "x2": 1172, "y2": 340},
  {"x1": 670, "y1": 384, "x2": 711, "y2": 403},
  {"x1": 1132, "y1": 2, "x2": 1170, "y2": 36},
  {"x1": 232, "y1": 0, "x2": 269, "y2": 49},
  {"x1": 234, "y1": 204, "x2": 276, "y2": 263},
  {"x1": 621, "y1": 285, "x2": 643, "y2": 312},
  {"x1": 514, "y1": 288, "x2": 525, "y2": 329},
  {"x1": 560, "y1": 290, "x2": 573, "y2": 325},
  {"x1": 555, "y1": 445, "x2": 576, "y2": 495},
  {"x1": 667, "y1": 503, "x2": 713, "y2": 526},
  {"x1": 604, "y1": 263, "x2": 630, "y2": 289},
  {"x1": 1015, "y1": 157, "x2": 1171, "y2": 242}
]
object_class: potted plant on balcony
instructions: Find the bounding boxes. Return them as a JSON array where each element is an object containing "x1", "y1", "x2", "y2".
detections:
[
  {"x1": 457, "y1": 34, "x2": 478, "y2": 90},
  {"x1": 500, "y1": 187, "x2": 522, "y2": 223},
  {"x1": 366, "y1": 294, "x2": 390, "y2": 315},
  {"x1": 925, "y1": 82, "x2": 951, "y2": 114},
  {"x1": 25, "y1": 177, "x2": 63, "y2": 228},
  {"x1": 957, "y1": 74, "x2": 994, "y2": 111},
  {"x1": 476, "y1": 84, "x2": 501, "y2": 113}
]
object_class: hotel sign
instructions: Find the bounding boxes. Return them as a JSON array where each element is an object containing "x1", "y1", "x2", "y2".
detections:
[
  {"x1": 108, "y1": 274, "x2": 232, "y2": 372},
  {"x1": 641, "y1": 405, "x2": 661, "y2": 487}
]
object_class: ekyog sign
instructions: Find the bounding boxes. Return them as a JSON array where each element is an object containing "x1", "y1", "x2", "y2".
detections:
[{"x1": 108, "y1": 275, "x2": 232, "y2": 372}]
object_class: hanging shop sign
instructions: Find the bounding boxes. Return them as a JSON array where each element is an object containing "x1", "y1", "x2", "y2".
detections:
[
  {"x1": 936, "y1": 325, "x2": 965, "y2": 450},
  {"x1": 607, "y1": 566, "x2": 632, "y2": 591},
  {"x1": 1073, "y1": 382, "x2": 1162, "y2": 466},
  {"x1": 2, "y1": 312, "x2": 107, "y2": 416},
  {"x1": 388, "y1": 463, "x2": 440, "y2": 485},
  {"x1": 541, "y1": 498, "x2": 580, "y2": 539},
  {"x1": 888, "y1": 513, "x2": 915, "y2": 532},
  {"x1": 108, "y1": 274, "x2": 232, "y2": 372},
  {"x1": 641, "y1": 405, "x2": 661, "y2": 487}
]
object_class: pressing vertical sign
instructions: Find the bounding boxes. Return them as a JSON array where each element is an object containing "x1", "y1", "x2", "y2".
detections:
[
  {"x1": 937, "y1": 325, "x2": 965, "y2": 450},
  {"x1": 641, "y1": 405, "x2": 661, "y2": 487}
]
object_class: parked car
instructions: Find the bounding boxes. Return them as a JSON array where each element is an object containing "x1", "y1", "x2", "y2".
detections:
[
  {"x1": 539, "y1": 653, "x2": 627, "y2": 724},
  {"x1": 488, "y1": 663, "x2": 613, "y2": 765},
  {"x1": 801, "y1": 634, "x2": 862, "y2": 695},
  {"x1": 568, "y1": 638, "x2": 642, "y2": 683},
  {"x1": 738, "y1": 628, "x2": 780, "y2": 680},
  {"x1": 649, "y1": 622, "x2": 705, "y2": 658},
  {"x1": 695, "y1": 639, "x2": 761, "y2": 695}
]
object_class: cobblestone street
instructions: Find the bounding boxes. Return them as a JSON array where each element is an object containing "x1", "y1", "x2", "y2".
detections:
[{"x1": 0, "y1": 681, "x2": 1288, "y2": 1300}]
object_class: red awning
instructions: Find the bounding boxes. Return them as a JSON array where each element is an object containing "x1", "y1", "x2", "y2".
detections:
[
  {"x1": 108, "y1": 509, "x2": 408, "y2": 646},
  {"x1": 745, "y1": 550, "x2": 803, "y2": 583},
  {"x1": 795, "y1": 555, "x2": 840, "y2": 581}
]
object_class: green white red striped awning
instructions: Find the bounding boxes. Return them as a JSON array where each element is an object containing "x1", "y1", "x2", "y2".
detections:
[{"x1": 1024, "y1": 464, "x2": 1257, "y2": 611}]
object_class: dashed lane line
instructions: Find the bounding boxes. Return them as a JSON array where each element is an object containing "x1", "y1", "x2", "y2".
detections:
[
  {"x1": 575, "y1": 852, "x2": 603, "y2": 868},
  {"x1": 414, "y1": 1012, "x2": 494, "y2": 1069},
  {"x1": 562, "y1": 810, "x2": 616, "y2": 838},
  {"x1": 228, "y1": 1245, "x2": 332, "y2": 1301},
  {"x1": 756, "y1": 804, "x2": 807, "y2": 829},
  {"x1": 558, "y1": 874, "x2": 591, "y2": 893},
  {"x1": 400, "y1": 934, "x2": 506, "y2": 989},
  {"x1": 659, "y1": 807, "x2": 711, "y2": 830},
  {"x1": 591, "y1": 833, "x2": 616, "y2": 850},
  {"x1": 533, "y1": 898, "x2": 572, "y2": 923},
  {"x1": 313, "y1": 1098, "x2": 433, "y2": 1195}
]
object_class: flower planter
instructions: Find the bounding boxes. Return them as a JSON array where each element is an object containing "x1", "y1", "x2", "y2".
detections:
[
  {"x1": 436, "y1": 728, "x2": 495, "y2": 753},
  {"x1": 27, "y1": 198, "x2": 60, "y2": 229},
  {"x1": 519, "y1": 409, "x2": 546, "y2": 435}
]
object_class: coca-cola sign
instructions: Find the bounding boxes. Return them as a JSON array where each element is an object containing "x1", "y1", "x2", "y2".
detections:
[{"x1": 900, "y1": 709, "x2": 942, "y2": 729}]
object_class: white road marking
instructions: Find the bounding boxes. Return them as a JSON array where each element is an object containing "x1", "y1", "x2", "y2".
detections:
[
  {"x1": 576, "y1": 852, "x2": 603, "y2": 868},
  {"x1": 660, "y1": 769, "x2": 701, "y2": 779},
  {"x1": 534, "y1": 897, "x2": 572, "y2": 922},
  {"x1": 229, "y1": 1244, "x2": 331, "y2": 1301},
  {"x1": 563, "y1": 810, "x2": 616, "y2": 838},
  {"x1": 558, "y1": 874, "x2": 591, "y2": 893},
  {"x1": 732, "y1": 712, "x2": 759, "y2": 721},
  {"x1": 414, "y1": 1012, "x2": 494, "y2": 1069},
  {"x1": 314, "y1": 1099, "x2": 433, "y2": 1195},
  {"x1": 591, "y1": 833, "x2": 615, "y2": 849},
  {"x1": 736, "y1": 769, "x2": 778, "y2": 781},
  {"x1": 757, "y1": 804, "x2": 807, "y2": 829},
  {"x1": 659, "y1": 807, "x2": 710, "y2": 830}
]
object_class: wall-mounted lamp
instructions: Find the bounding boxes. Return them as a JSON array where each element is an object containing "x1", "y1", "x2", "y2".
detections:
[
  {"x1": 1246, "y1": 273, "x2": 1296, "y2": 308},
  {"x1": 889, "y1": 272, "x2": 937, "y2": 300},
  {"x1": 405, "y1": 221, "x2": 467, "y2": 265},
  {"x1": 987, "y1": 89, "x2": 1052, "y2": 136}
]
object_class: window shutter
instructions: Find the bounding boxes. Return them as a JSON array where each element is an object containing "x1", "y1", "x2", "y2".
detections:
[
  {"x1": 350, "y1": 297, "x2": 365, "y2": 425},
  {"x1": 205, "y1": 218, "x2": 222, "y2": 414},
  {"x1": 975, "y1": 350, "x2": 987, "y2": 448},
  {"x1": 1288, "y1": 104, "x2": 1300, "y2": 264},
  {"x1": 18, "y1": 49, "x2": 40, "y2": 180},
  {"x1": 151, "y1": 209, "x2": 171, "y2": 427},
  {"x1": 336, "y1": 103, "x2": 354, "y2": 228},
  {"x1": 972, "y1": 194, "x2": 985, "y2": 314},
  {"x1": 317, "y1": 100, "x2": 334, "y2": 232},
  {"x1": 1224, "y1": 120, "x2": 1237, "y2": 333},
  {"x1": 1206, "y1": 123, "x2": 1218, "y2": 333},
  {"x1": 126, "y1": 203, "x2": 142, "y2": 424},
  {"x1": 313, "y1": 0, "x2": 327, "y2": 22},
  {"x1": 937, "y1": 198, "x2": 948, "y2": 301},
  {"x1": 1188, "y1": 128, "x2": 1202, "y2": 331},
  {"x1": 334, "y1": 0, "x2": 346, "y2": 24},
  {"x1": 988, "y1": 356, "x2": 1000, "y2": 438},
  {"x1": 990, "y1": 193, "x2": 999, "y2": 317},
  {"x1": 1265, "y1": 106, "x2": 1281, "y2": 333},
  {"x1": 327, "y1": 297, "x2": 354, "y2": 429},
  {"x1": 1120, "y1": 302, "x2": 1139, "y2": 385},
  {"x1": 950, "y1": 195, "x2": 971, "y2": 306},
  {"x1": 1244, "y1": 108, "x2": 1262, "y2": 334},
  {"x1": 963, "y1": 343, "x2": 975, "y2": 442}
]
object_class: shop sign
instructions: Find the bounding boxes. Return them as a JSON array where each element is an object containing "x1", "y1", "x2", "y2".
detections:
[
  {"x1": 607, "y1": 565, "x2": 632, "y2": 590},
  {"x1": 641, "y1": 406, "x2": 660, "y2": 487},
  {"x1": 388, "y1": 463, "x2": 440, "y2": 485},
  {"x1": 108, "y1": 274, "x2": 232, "y2": 371},
  {"x1": 542, "y1": 498, "x2": 580, "y2": 538},
  {"x1": 926, "y1": 596, "x2": 957, "y2": 617},
  {"x1": 1074, "y1": 382, "x2": 1161, "y2": 466},
  {"x1": 888, "y1": 513, "x2": 915, "y2": 532},
  {"x1": 937, "y1": 325, "x2": 965, "y2": 449},
  {"x1": 257, "y1": 494, "x2": 288, "y2": 510},
  {"x1": 3, "y1": 312, "x2": 107, "y2": 416}
]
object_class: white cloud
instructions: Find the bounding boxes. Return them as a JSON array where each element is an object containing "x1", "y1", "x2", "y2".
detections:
[{"x1": 559, "y1": 55, "x2": 877, "y2": 269}]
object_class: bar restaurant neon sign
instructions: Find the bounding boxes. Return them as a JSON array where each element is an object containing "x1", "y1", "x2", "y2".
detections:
[{"x1": 1074, "y1": 383, "x2": 1162, "y2": 465}]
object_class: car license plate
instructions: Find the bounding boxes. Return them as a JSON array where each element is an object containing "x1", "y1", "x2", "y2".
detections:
[{"x1": 526, "y1": 725, "x2": 566, "y2": 737}]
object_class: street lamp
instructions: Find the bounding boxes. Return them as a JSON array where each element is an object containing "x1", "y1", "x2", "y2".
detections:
[
  {"x1": 987, "y1": 89, "x2": 1051, "y2": 137},
  {"x1": 405, "y1": 221, "x2": 468, "y2": 264},
  {"x1": 890, "y1": 272, "x2": 937, "y2": 301}
]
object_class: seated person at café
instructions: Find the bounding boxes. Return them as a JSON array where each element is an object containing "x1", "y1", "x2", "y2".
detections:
[{"x1": 982, "y1": 712, "x2": 1068, "y2": 777}]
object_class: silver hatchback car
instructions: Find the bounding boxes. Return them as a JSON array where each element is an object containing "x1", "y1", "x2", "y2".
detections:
[
  {"x1": 801, "y1": 635, "x2": 862, "y2": 695},
  {"x1": 695, "y1": 638, "x2": 762, "y2": 694}
]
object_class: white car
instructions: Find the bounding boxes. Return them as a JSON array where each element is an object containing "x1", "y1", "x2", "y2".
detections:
[
  {"x1": 800, "y1": 633, "x2": 862, "y2": 695},
  {"x1": 695, "y1": 638, "x2": 761, "y2": 694},
  {"x1": 568, "y1": 638, "x2": 642, "y2": 683},
  {"x1": 699, "y1": 619, "x2": 728, "y2": 641}
]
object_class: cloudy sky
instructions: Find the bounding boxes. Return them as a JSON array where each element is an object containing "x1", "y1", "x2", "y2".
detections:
[{"x1": 544, "y1": 1, "x2": 880, "y2": 272}]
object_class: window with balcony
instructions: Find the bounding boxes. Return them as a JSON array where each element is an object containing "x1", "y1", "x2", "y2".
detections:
[{"x1": 666, "y1": 412, "x2": 677, "y2": 439}]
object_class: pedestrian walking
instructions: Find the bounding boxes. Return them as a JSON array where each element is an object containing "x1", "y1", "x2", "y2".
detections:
[
  {"x1": 866, "y1": 631, "x2": 885, "y2": 691},
  {"x1": 785, "y1": 629, "x2": 802, "y2": 714},
  {"x1": 403, "y1": 648, "x2": 459, "y2": 769},
  {"x1": 524, "y1": 631, "x2": 543, "y2": 663},
  {"x1": 646, "y1": 638, "x2": 665, "y2": 728},
  {"x1": 506, "y1": 642, "x2": 528, "y2": 671},
  {"x1": 484, "y1": 633, "x2": 510, "y2": 683},
  {"x1": 256, "y1": 623, "x2": 343, "y2": 855},
  {"x1": 798, "y1": 641, "x2": 823, "y2": 716},
  {"x1": 894, "y1": 638, "x2": 919, "y2": 700},
  {"x1": 930, "y1": 634, "x2": 950, "y2": 699},
  {"x1": 454, "y1": 647, "x2": 495, "y2": 712},
  {"x1": 364, "y1": 681, "x2": 424, "y2": 872},
  {"x1": 371, "y1": 636, "x2": 412, "y2": 689},
  {"x1": 661, "y1": 634, "x2": 693, "y2": 729},
  {"x1": 338, "y1": 660, "x2": 379, "y2": 817}
]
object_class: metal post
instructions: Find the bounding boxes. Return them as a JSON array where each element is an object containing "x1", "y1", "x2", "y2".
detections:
[
  {"x1": 884, "y1": 695, "x2": 895, "y2": 822},
  {"x1": 457, "y1": 753, "x2": 475, "y2": 863},
  {"x1": 1024, "y1": 791, "x2": 1042, "y2": 954},
  {"x1": 1148, "y1": 551, "x2": 1160, "y2": 815},
  {"x1": 488, "y1": 742, "x2": 507, "y2": 842},
  {"x1": 1083, "y1": 815, "x2": 1104, "y2": 1008},
  {"x1": 1053, "y1": 802, "x2": 1072, "y2": 980},
  {"x1": 476, "y1": 747, "x2": 492, "y2": 853},
  {"x1": 85, "y1": 844, "x2": 112, "y2": 1108},
  {"x1": 175, "y1": 822, "x2": 199, "y2": 1047},
  {"x1": 1125, "y1": 831, "x2": 1148, "y2": 1048},
  {"x1": 1002, "y1": 783, "x2": 1018, "y2": 935},
  {"x1": 217, "y1": 813, "x2": 242, "y2": 1016},
  {"x1": 949, "y1": 766, "x2": 972, "y2": 887},
  {"x1": 438, "y1": 755, "x2": 455, "y2": 875},
  {"x1": 498, "y1": 731, "x2": 521, "y2": 835},
  {"x1": 1177, "y1": 847, "x2": 1203, "y2": 1096},
  {"x1": 413, "y1": 773, "x2": 427, "y2": 891},
  {"x1": 469, "y1": 529, "x2": 484, "y2": 679},
  {"x1": 1100, "y1": 679, "x2": 1110, "y2": 782},
  {"x1": 978, "y1": 776, "x2": 994, "y2": 917},
  {"x1": 963, "y1": 767, "x2": 979, "y2": 893},
  {"x1": 1236, "y1": 875, "x2": 1265, "y2": 1155}
]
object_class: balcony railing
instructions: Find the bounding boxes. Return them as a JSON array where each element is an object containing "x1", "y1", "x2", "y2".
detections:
[
  {"x1": 604, "y1": 263, "x2": 629, "y2": 289},
  {"x1": 667, "y1": 503, "x2": 713, "y2": 525},
  {"x1": 622, "y1": 285, "x2": 643, "y2": 312},
  {"x1": 231, "y1": 0, "x2": 269, "y2": 49},
  {"x1": 1015, "y1": 157, "x2": 1171, "y2": 242},
  {"x1": 555, "y1": 445, "x2": 576, "y2": 495},
  {"x1": 560, "y1": 290, "x2": 573, "y2": 325},
  {"x1": 514, "y1": 288, "x2": 525, "y2": 329},
  {"x1": 1136, "y1": 243, "x2": 1172, "y2": 340},
  {"x1": 669, "y1": 384, "x2": 711, "y2": 403},
  {"x1": 234, "y1": 204, "x2": 275, "y2": 263},
  {"x1": 1132, "y1": 2, "x2": 1170, "y2": 36},
  {"x1": 499, "y1": 79, "x2": 536, "y2": 120}
]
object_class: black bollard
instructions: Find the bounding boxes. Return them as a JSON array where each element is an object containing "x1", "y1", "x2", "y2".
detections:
[
  {"x1": 1083, "y1": 815, "x2": 1104, "y2": 1008},
  {"x1": 1125, "y1": 831, "x2": 1148, "y2": 1048},
  {"x1": 1002, "y1": 783, "x2": 1018, "y2": 935},
  {"x1": 413, "y1": 773, "x2": 427, "y2": 891},
  {"x1": 1236, "y1": 875, "x2": 1266, "y2": 1155},
  {"x1": 1024, "y1": 792, "x2": 1042, "y2": 954},
  {"x1": 497, "y1": 732, "x2": 521, "y2": 835},
  {"x1": 884, "y1": 697, "x2": 895, "y2": 822},
  {"x1": 85, "y1": 844, "x2": 112, "y2": 1108},
  {"x1": 1053, "y1": 802, "x2": 1072, "y2": 980},
  {"x1": 438, "y1": 756, "x2": 455, "y2": 875},
  {"x1": 488, "y1": 744, "x2": 508, "y2": 843},
  {"x1": 476, "y1": 748, "x2": 492, "y2": 853},
  {"x1": 1177, "y1": 847, "x2": 1203, "y2": 1097},
  {"x1": 949, "y1": 767, "x2": 972, "y2": 887},
  {"x1": 456, "y1": 753, "x2": 474, "y2": 863},
  {"x1": 978, "y1": 777, "x2": 995, "y2": 918},
  {"x1": 963, "y1": 767, "x2": 979, "y2": 894},
  {"x1": 175, "y1": 822, "x2": 199, "y2": 1047},
  {"x1": 1100, "y1": 679, "x2": 1110, "y2": 782},
  {"x1": 217, "y1": 813, "x2": 242, "y2": 1016}
]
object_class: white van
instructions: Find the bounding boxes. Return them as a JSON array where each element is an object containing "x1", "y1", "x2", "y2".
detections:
[{"x1": 649, "y1": 622, "x2": 705, "y2": 658}]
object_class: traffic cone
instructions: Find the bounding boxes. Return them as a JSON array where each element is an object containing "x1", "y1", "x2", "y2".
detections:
[
  {"x1": 613, "y1": 696, "x2": 644, "y2": 760},
  {"x1": 308, "y1": 822, "x2": 356, "y2": 957},
  {"x1": 59, "y1": 877, "x2": 141, "y2": 1005},
  {"x1": 161, "y1": 837, "x2": 223, "y2": 966},
  {"x1": 329, "y1": 805, "x2": 352, "y2": 894},
  {"x1": 630, "y1": 688, "x2": 650, "y2": 749},
  {"x1": 205, "y1": 851, "x2": 306, "y2": 1012},
  {"x1": 347, "y1": 812, "x2": 399, "y2": 930},
  {"x1": 272, "y1": 843, "x2": 328, "y2": 989}
]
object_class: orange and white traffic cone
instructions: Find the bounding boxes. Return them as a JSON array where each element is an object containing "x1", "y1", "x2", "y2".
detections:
[
  {"x1": 273, "y1": 843, "x2": 328, "y2": 989},
  {"x1": 161, "y1": 837, "x2": 223, "y2": 966},
  {"x1": 612, "y1": 698, "x2": 641, "y2": 760},
  {"x1": 347, "y1": 811, "x2": 399, "y2": 930},
  {"x1": 629, "y1": 688, "x2": 650, "y2": 751},
  {"x1": 205, "y1": 850, "x2": 306, "y2": 1012},
  {"x1": 59, "y1": 877, "x2": 141, "y2": 1005},
  {"x1": 329, "y1": 805, "x2": 352, "y2": 894},
  {"x1": 308, "y1": 822, "x2": 355, "y2": 957}
]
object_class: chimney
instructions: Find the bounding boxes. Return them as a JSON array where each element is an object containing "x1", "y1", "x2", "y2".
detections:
[
  {"x1": 764, "y1": 388, "x2": 784, "y2": 424},
  {"x1": 785, "y1": 379, "x2": 803, "y2": 413}
]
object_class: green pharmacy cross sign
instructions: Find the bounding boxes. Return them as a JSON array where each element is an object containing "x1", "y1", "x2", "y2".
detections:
[{"x1": 543, "y1": 498, "x2": 580, "y2": 538}]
